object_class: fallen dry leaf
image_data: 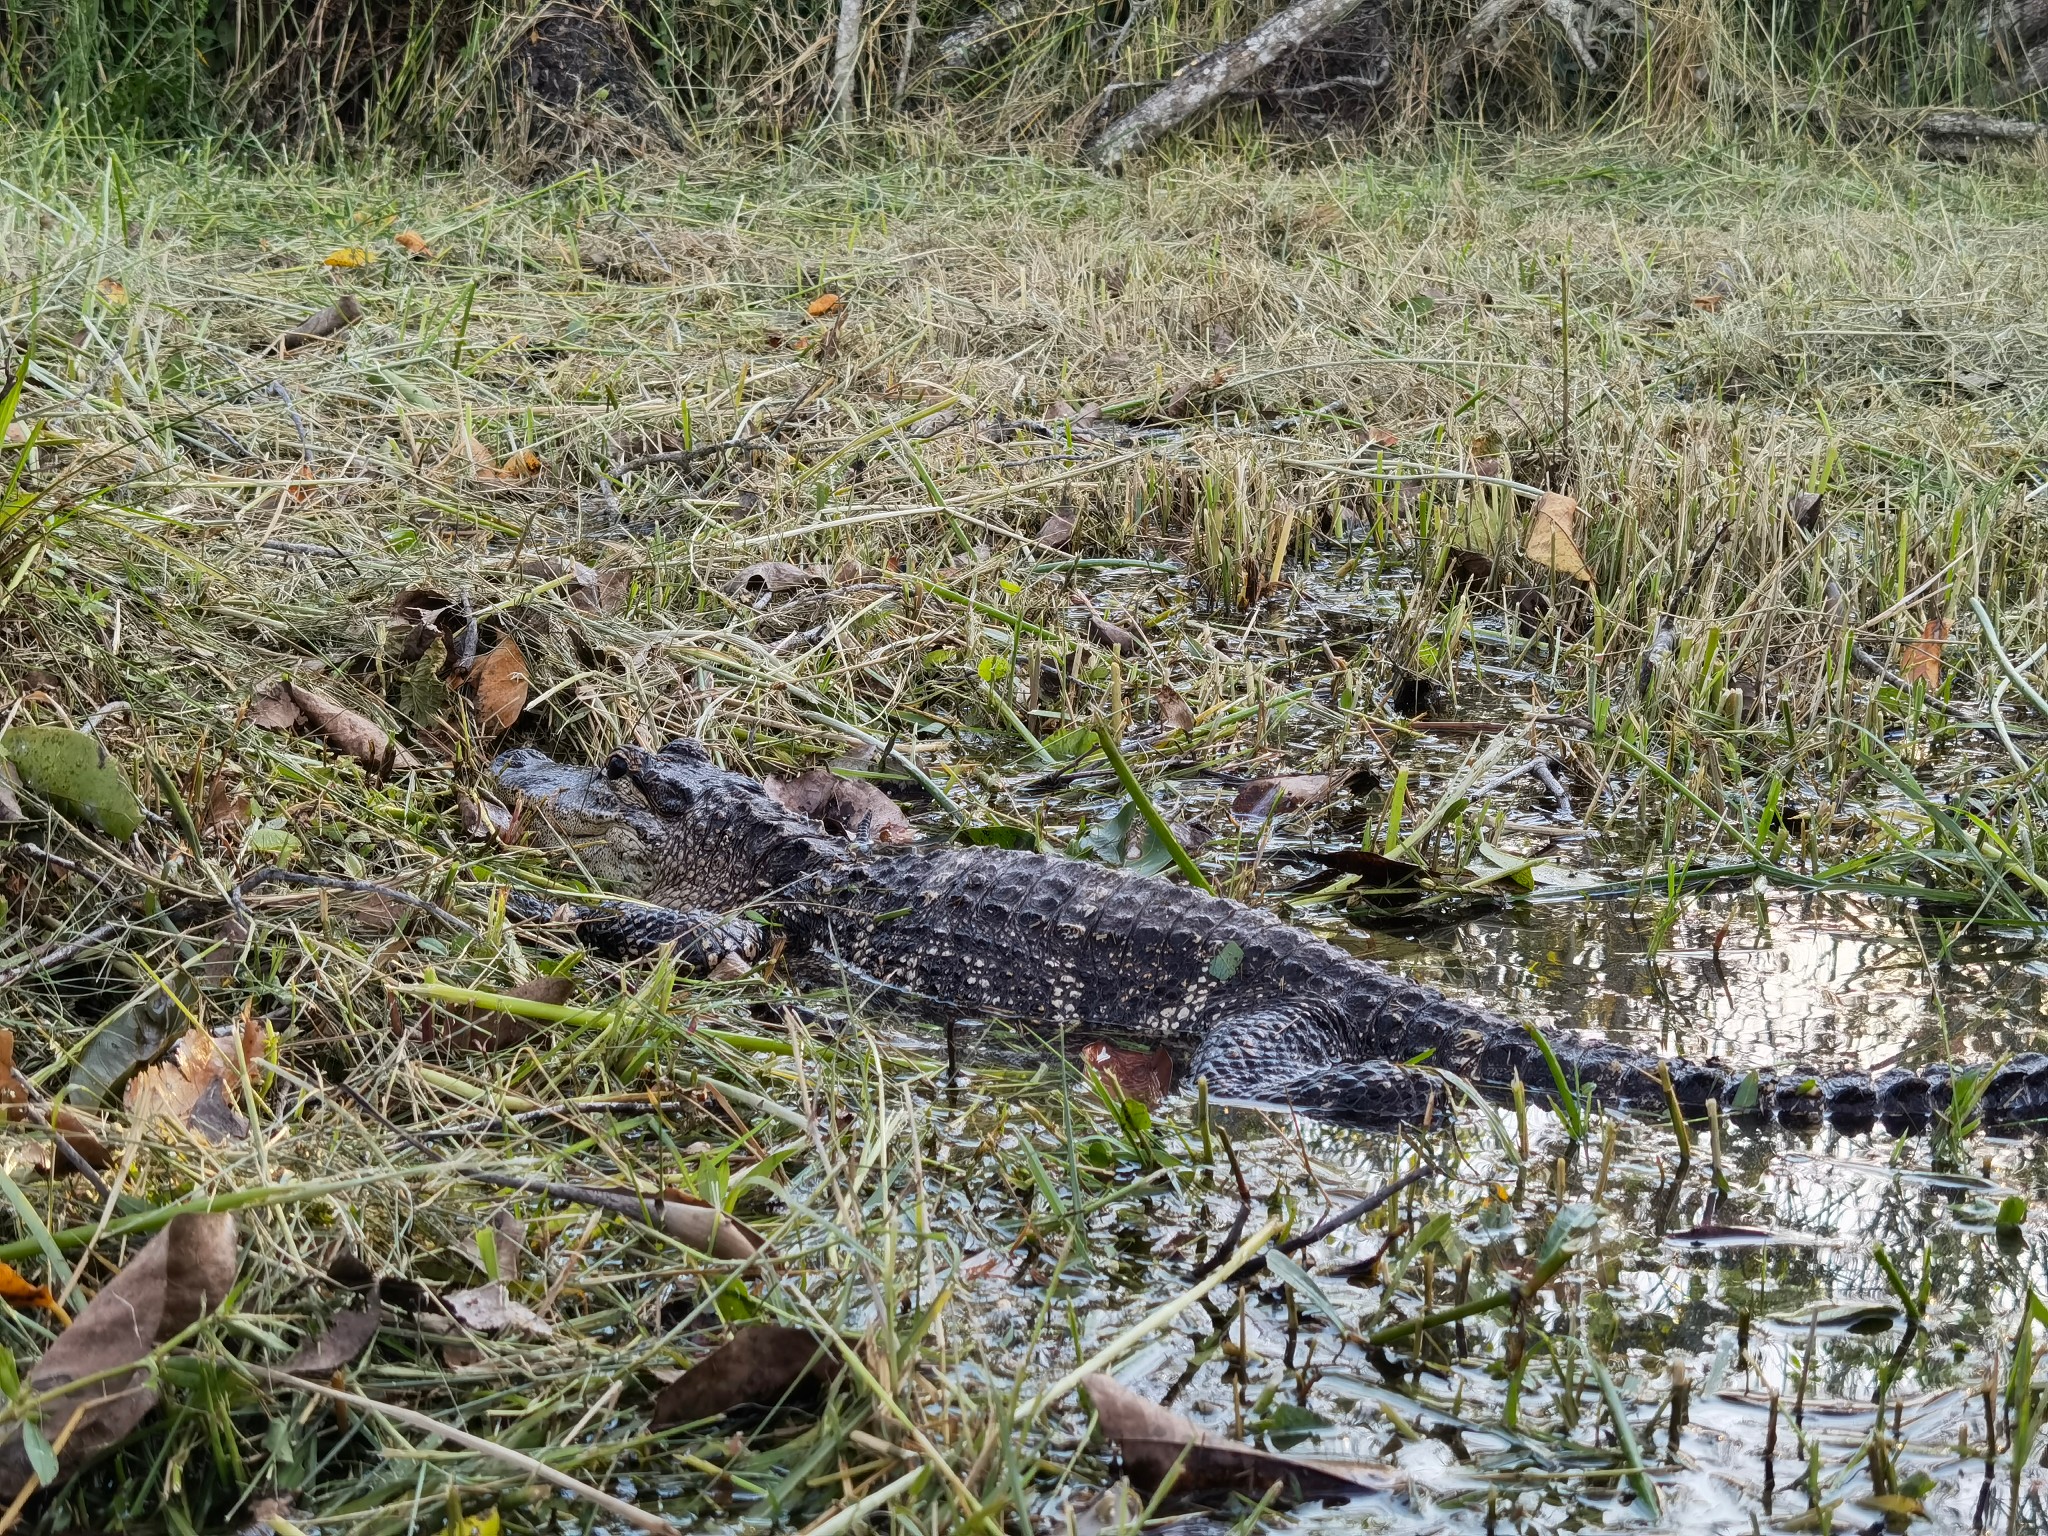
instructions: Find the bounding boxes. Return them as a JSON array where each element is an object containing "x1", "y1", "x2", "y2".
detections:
[
  {"x1": 1086, "y1": 611, "x2": 1143, "y2": 655},
  {"x1": 727, "y1": 561, "x2": 823, "y2": 600},
  {"x1": 1691, "y1": 292, "x2": 1725, "y2": 312},
  {"x1": 323, "y1": 246, "x2": 373, "y2": 269},
  {"x1": 285, "y1": 679, "x2": 421, "y2": 772},
  {"x1": 447, "y1": 973, "x2": 573, "y2": 1051},
  {"x1": 491, "y1": 448, "x2": 543, "y2": 484},
  {"x1": 200, "y1": 774, "x2": 253, "y2": 838},
  {"x1": 96, "y1": 278, "x2": 128, "y2": 308},
  {"x1": 123, "y1": 1018, "x2": 265, "y2": 1145},
  {"x1": 283, "y1": 1304, "x2": 382, "y2": 1374},
  {"x1": 445, "y1": 1282, "x2": 553, "y2": 1339},
  {"x1": 1789, "y1": 489, "x2": 1825, "y2": 533},
  {"x1": 0, "y1": 1214, "x2": 237, "y2": 1500},
  {"x1": 0, "y1": 1261, "x2": 67, "y2": 1324},
  {"x1": 394, "y1": 229, "x2": 431, "y2": 257},
  {"x1": 1232, "y1": 769, "x2": 1371, "y2": 820},
  {"x1": 653, "y1": 1193, "x2": 761, "y2": 1260},
  {"x1": 1081, "y1": 1042, "x2": 1173, "y2": 1105},
  {"x1": 466, "y1": 637, "x2": 530, "y2": 735},
  {"x1": 1086, "y1": 1373, "x2": 1386, "y2": 1502},
  {"x1": 651, "y1": 1324, "x2": 838, "y2": 1427},
  {"x1": 0, "y1": 1029, "x2": 113, "y2": 1171},
  {"x1": 1155, "y1": 686, "x2": 1196, "y2": 733},
  {"x1": 274, "y1": 295, "x2": 363, "y2": 353},
  {"x1": 765, "y1": 767, "x2": 913, "y2": 846},
  {"x1": 0, "y1": 760, "x2": 20, "y2": 823},
  {"x1": 1037, "y1": 508, "x2": 1077, "y2": 549},
  {"x1": 1899, "y1": 618, "x2": 1948, "y2": 690},
  {"x1": 248, "y1": 677, "x2": 304, "y2": 732},
  {"x1": 806, "y1": 293, "x2": 844, "y2": 318},
  {"x1": 1524, "y1": 491, "x2": 1594, "y2": 585}
]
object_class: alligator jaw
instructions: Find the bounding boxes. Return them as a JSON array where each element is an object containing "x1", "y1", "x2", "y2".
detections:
[{"x1": 489, "y1": 746, "x2": 663, "y2": 891}]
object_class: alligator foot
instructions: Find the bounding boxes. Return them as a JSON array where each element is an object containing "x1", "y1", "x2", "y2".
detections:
[{"x1": 502, "y1": 891, "x2": 765, "y2": 973}]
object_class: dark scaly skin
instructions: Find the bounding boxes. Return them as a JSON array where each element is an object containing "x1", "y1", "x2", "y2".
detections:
[{"x1": 490, "y1": 741, "x2": 2048, "y2": 1133}]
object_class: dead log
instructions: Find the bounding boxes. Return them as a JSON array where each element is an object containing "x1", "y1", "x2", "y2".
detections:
[{"x1": 1081, "y1": 0, "x2": 1371, "y2": 168}]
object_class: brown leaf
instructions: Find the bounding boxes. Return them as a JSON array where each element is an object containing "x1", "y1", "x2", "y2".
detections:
[
  {"x1": 727, "y1": 562, "x2": 823, "y2": 599},
  {"x1": 1232, "y1": 770, "x2": 1370, "y2": 820},
  {"x1": 1085, "y1": 1373, "x2": 1386, "y2": 1502},
  {"x1": 466, "y1": 637, "x2": 530, "y2": 735},
  {"x1": 1081, "y1": 1043, "x2": 1173, "y2": 1105},
  {"x1": 455, "y1": 789, "x2": 517, "y2": 845},
  {"x1": 1691, "y1": 292, "x2": 1725, "y2": 313},
  {"x1": 274, "y1": 296, "x2": 363, "y2": 353},
  {"x1": 1899, "y1": 618, "x2": 1948, "y2": 690},
  {"x1": 650, "y1": 1325, "x2": 838, "y2": 1427},
  {"x1": 200, "y1": 774, "x2": 253, "y2": 837},
  {"x1": 1524, "y1": 492, "x2": 1594, "y2": 584},
  {"x1": 765, "y1": 768, "x2": 913, "y2": 846},
  {"x1": 0, "y1": 1030, "x2": 113, "y2": 1171},
  {"x1": 806, "y1": 293, "x2": 845, "y2": 318},
  {"x1": 654, "y1": 1194, "x2": 761, "y2": 1260},
  {"x1": 445, "y1": 1282, "x2": 553, "y2": 1339},
  {"x1": 1036, "y1": 508, "x2": 1077, "y2": 549},
  {"x1": 447, "y1": 973, "x2": 573, "y2": 1051},
  {"x1": 122, "y1": 1019, "x2": 264, "y2": 1145},
  {"x1": 0, "y1": 761, "x2": 21, "y2": 823},
  {"x1": 1087, "y1": 612, "x2": 1143, "y2": 655},
  {"x1": 286, "y1": 679, "x2": 420, "y2": 772},
  {"x1": 394, "y1": 229, "x2": 431, "y2": 258},
  {"x1": 1789, "y1": 490, "x2": 1825, "y2": 533},
  {"x1": 247, "y1": 678, "x2": 304, "y2": 732},
  {"x1": 283, "y1": 1304, "x2": 382, "y2": 1374},
  {"x1": 0, "y1": 1214, "x2": 237, "y2": 1499},
  {"x1": 1155, "y1": 686, "x2": 1196, "y2": 733}
]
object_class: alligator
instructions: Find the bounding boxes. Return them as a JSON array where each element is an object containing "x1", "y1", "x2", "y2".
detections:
[{"x1": 488, "y1": 740, "x2": 2048, "y2": 1133}]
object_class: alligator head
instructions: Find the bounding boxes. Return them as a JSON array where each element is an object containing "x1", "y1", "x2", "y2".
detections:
[{"x1": 490, "y1": 739, "x2": 842, "y2": 910}]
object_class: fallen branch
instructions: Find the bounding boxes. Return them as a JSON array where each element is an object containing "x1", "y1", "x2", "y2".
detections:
[{"x1": 1082, "y1": 0, "x2": 1371, "y2": 168}]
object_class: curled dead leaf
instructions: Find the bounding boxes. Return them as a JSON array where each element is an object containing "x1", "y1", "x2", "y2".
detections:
[
  {"x1": 653, "y1": 1193, "x2": 761, "y2": 1260},
  {"x1": 466, "y1": 637, "x2": 530, "y2": 735},
  {"x1": 1232, "y1": 768, "x2": 1372, "y2": 820},
  {"x1": 1037, "y1": 508, "x2": 1077, "y2": 549},
  {"x1": 765, "y1": 767, "x2": 913, "y2": 846},
  {"x1": 1524, "y1": 492, "x2": 1594, "y2": 585},
  {"x1": 806, "y1": 293, "x2": 845, "y2": 318},
  {"x1": 446, "y1": 973, "x2": 573, "y2": 1051},
  {"x1": 394, "y1": 229, "x2": 431, "y2": 258},
  {"x1": 1899, "y1": 618, "x2": 1948, "y2": 690},
  {"x1": 0, "y1": 1262, "x2": 66, "y2": 1325},
  {"x1": 283, "y1": 1303, "x2": 382, "y2": 1374},
  {"x1": 285, "y1": 679, "x2": 421, "y2": 772},
  {"x1": 651, "y1": 1324, "x2": 838, "y2": 1427},
  {"x1": 96, "y1": 278, "x2": 129, "y2": 308},
  {"x1": 323, "y1": 247, "x2": 372, "y2": 269},
  {"x1": 491, "y1": 448, "x2": 543, "y2": 484},
  {"x1": 274, "y1": 295, "x2": 363, "y2": 353},
  {"x1": 123, "y1": 1018, "x2": 265, "y2": 1145},
  {"x1": 1081, "y1": 1042, "x2": 1173, "y2": 1105},
  {"x1": 1085, "y1": 1373, "x2": 1386, "y2": 1502},
  {"x1": 727, "y1": 562, "x2": 823, "y2": 600},
  {"x1": 0, "y1": 1214, "x2": 237, "y2": 1499},
  {"x1": 1155, "y1": 686, "x2": 1196, "y2": 733},
  {"x1": 445, "y1": 1282, "x2": 553, "y2": 1339}
]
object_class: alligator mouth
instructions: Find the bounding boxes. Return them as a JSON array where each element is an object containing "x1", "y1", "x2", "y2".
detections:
[{"x1": 489, "y1": 747, "x2": 644, "y2": 838}]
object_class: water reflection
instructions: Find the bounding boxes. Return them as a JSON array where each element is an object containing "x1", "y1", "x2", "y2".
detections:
[{"x1": 1347, "y1": 889, "x2": 2048, "y2": 1070}]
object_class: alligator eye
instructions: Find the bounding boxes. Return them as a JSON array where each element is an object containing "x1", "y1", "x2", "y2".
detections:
[{"x1": 602, "y1": 751, "x2": 633, "y2": 780}]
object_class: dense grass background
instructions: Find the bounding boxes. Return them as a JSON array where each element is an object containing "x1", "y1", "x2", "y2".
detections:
[{"x1": 0, "y1": 0, "x2": 2040, "y2": 153}]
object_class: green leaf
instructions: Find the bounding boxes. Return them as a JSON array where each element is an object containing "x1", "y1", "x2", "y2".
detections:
[
  {"x1": 20, "y1": 1418, "x2": 58, "y2": 1485},
  {"x1": 1731, "y1": 1071, "x2": 1760, "y2": 1113},
  {"x1": 1208, "y1": 940, "x2": 1244, "y2": 981},
  {"x1": 0, "y1": 725, "x2": 145, "y2": 838},
  {"x1": 1998, "y1": 1195, "x2": 2029, "y2": 1231},
  {"x1": 1266, "y1": 1249, "x2": 1349, "y2": 1337}
]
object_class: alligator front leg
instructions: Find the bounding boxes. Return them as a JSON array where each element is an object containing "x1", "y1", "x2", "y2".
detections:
[
  {"x1": 1190, "y1": 1006, "x2": 1442, "y2": 1125},
  {"x1": 503, "y1": 891, "x2": 766, "y2": 972}
]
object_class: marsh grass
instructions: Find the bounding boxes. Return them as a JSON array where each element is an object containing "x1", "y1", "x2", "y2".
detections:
[{"x1": 0, "y1": 122, "x2": 2044, "y2": 1534}]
